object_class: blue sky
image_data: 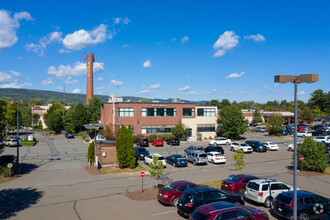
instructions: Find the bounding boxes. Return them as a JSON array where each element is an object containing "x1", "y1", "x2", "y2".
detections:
[{"x1": 0, "y1": 0, "x2": 329, "y2": 103}]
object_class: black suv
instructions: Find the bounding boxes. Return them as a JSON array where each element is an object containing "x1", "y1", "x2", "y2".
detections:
[
  {"x1": 166, "y1": 138, "x2": 180, "y2": 146},
  {"x1": 133, "y1": 147, "x2": 150, "y2": 160},
  {"x1": 204, "y1": 145, "x2": 224, "y2": 155},
  {"x1": 65, "y1": 131, "x2": 75, "y2": 138},
  {"x1": 137, "y1": 138, "x2": 149, "y2": 147},
  {"x1": 273, "y1": 190, "x2": 329, "y2": 220},
  {"x1": 177, "y1": 187, "x2": 244, "y2": 217},
  {"x1": 245, "y1": 141, "x2": 268, "y2": 152}
]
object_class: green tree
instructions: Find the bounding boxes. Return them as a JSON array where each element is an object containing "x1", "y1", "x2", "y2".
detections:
[
  {"x1": 87, "y1": 141, "x2": 95, "y2": 163},
  {"x1": 233, "y1": 149, "x2": 246, "y2": 170},
  {"x1": 5, "y1": 103, "x2": 18, "y2": 131},
  {"x1": 148, "y1": 155, "x2": 164, "y2": 188},
  {"x1": 171, "y1": 122, "x2": 189, "y2": 139},
  {"x1": 139, "y1": 99, "x2": 150, "y2": 102},
  {"x1": 65, "y1": 103, "x2": 88, "y2": 132},
  {"x1": 116, "y1": 125, "x2": 135, "y2": 168},
  {"x1": 44, "y1": 104, "x2": 63, "y2": 133},
  {"x1": 86, "y1": 97, "x2": 103, "y2": 123},
  {"x1": 20, "y1": 105, "x2": 31, "y2": 127},
  {"x1": 46, "y1": 98, "x2": 58, "y2": 105},
  {"x1": 297, "y1": 137, "x2": 328, "y2": 172},
  {"x1": 266, "y1": 114, "x2": 285, "y2": 135},
  {"x1": 252, "y1": 109, "x2": 263, "y2": 124},
  {"x1": 206, "y1": 99, "x2": 221, "y2": 109},
  {"x1": 217, "y1": 105, "x2": 248, "y2": 140},
  {"x1": 220, "y1": 99, "x2": 231, "y2": 109},
  {"x1": 0, "y1": 100, "x2": 7, "y2": 137},
  {"x1": 308, "y1": 89, "x2": 326, "y2": 112},
  {"x1": 30, "y1": 98, "x2": 44, "y2": 105},
  {"x1": 299, "y1": 107, "x2": 314, "y2": 123},
  {"x1": 32, "y1": 113, "x2": 40, "y2": 128}
]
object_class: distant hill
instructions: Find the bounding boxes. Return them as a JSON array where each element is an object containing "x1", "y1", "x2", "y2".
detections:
[{"x1": 0, "y1": 88, "x2": 206, "y2": 104}]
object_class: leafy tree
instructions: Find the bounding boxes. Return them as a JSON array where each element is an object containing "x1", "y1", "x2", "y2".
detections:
[
  {"x1": 299, "y1": 107, "x2": 314, "y2": 123},
  {"x1": 148, "y1": 155, "x2": 164, "y2": 188},
  {"x1": 44, "y1": 104, "x2": 63, "y2": 133},
  {"x1": 30, "y1": 98, "x2": 44, "y2": 105},
  {"x1": 308, "y1": 89, "x2": 326, "y2": 112},
  {"x1": 65, "y1": 103, "x2": 88, "y2": 132},
  {"x1": 46, "y1": 98, "x2": 58, "y2": 105},
  {"x1": 252, "y1": 109, "x2": 263, "y2": 124},
  {"x1": 103, "y1": 124, "x2": 120, "y2": 140},
  {"x1": 324, "y1": 91, "x2": 330, "y2": 116},
  {"x1": 139, "y1": 99, "x2": 150, "y2": 102},
  {"x1": 32, "y1": 113, "x2": 40, "y2": 128},
  {"x1": 266, "y1": 114, "x2": 285, "y2": 135},
  {"x1": 87, "y1": 141, "x2": 95, "y2": 163},
  {"x1": 297, "y1": 137, "x2": 328, "y2": 172},
  {"x1": 116, "y1": 125, "x2": 135, "y2": 168},
  {"x1": 5, "y1": 103, "x2": 18, "y2": 131},
  {"x1": 220, "y1": 99, "x2": 231, "y2": 108},
  {"x1": 20, "y1": 105, "x2": 32, "y2": 127},
  {"x1": 171, "y1": 122, "x2": 189, "y2": 139},
  {"x1": 233, "y1": 149, "x2": 245, "y2": 170},
  {"x1": 0, "y1": 97, "x2": 13, "y2": 102},
  {"x1": 217, "y1": 105, "x2": 248, "y2": 140},
  {"x1": 0, "y1": 100, "x2": 7, "y2": 137},
  {"x1": 86, "y1": 97, "x2": 103, "y2": 123},
  {"x1": 206, "y1": 99, "x2": 221, "y2": 109},
  {"x1": 313, "y1": 108, "x2": 325, "y2": 116}
]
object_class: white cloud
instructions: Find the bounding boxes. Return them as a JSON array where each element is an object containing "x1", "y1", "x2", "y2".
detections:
[
  {"x1": 122, "y1": 44, "x2": 130, "y2": 48},
  {"x1": 298, "y1": 91, "x2": 306, "y2": 95},
  {"x1": 273, "y1": 83, "x2": 279, "y2": 88},
  {"x1": 184, "y1": 91, "x2": 202, "y2": 96},
  {"x1": 65, "y1": 76, "x2": 79, "y2": 85},
  {"x1": 263, "y1": 85, "x2": 268, "y2": 88},
  {"x1": 72, "y1": 89, "x2": 81, "y2": 94},
  {"x1": 109, "y1": 80, "x2": 123, "y2": 87},
  {"x1": 143, "y1": 60, "x2": 152, "y2": 68},
  {"x1": 47, "y1": 61, "x2": 104, "y2": 78},
  {"x1": 113, "y1": 17, "x2": 130, "y2": 25},
  {"x1": 244, "y1": 34, "x2": 266, "y2": 42},
  {"x1": 111, "y1": 74, "x2": 115, "y2": 77},
  {"x1": 207, "y1": 89, "x2": 217, "y2": 95},
  {"x1": 136, "y1": 90, "x2": 151, "y2": 95},
  {"x1": 181, "y1": 36, "x2": 189, "y2": 43},
  {"x1": 149, "y1": 84, "x2": 160, "y2": 89},
  {"x1": 225, "y1": 72, "x2": 245, "y2": 79},
  {"x1": 26, "y1": 31, "x2": 63, "y2": 55},
  {"x1": 179, "y1": 86, "x2": 191, "y2": 91},
  {"x1": 62, "y1": 24, "x2": 112, "y2": 50},
  {"x1": 10, "y1": 70, "x2": 20, "y2": 77},
  {"x1": 113, "y1": 17, "x2": 121, "y2": 24},
  {"x1": 59, "y1": 49, "x2": 71, "y2": 53},
  {"x1": 97, "y1": 77, "x2": 104, "y2": 81},
  {"x1": 213, "y1": 31, "x2": 239, "y2": 57},
  {"x1": 96, "y1": 86, "x2": 105, "y2": 90},
  {"x1": 0, "y1": 71, "x2": 12, "y2": 83},
  {"x1": 0, "y1": 82, "x2": 32, "y2": 88},
  {"x1": 239, "y1": 91, "x2": 246, "y2": 94},
  {"x1": 55, "y1": 86, "x2": 63, "y2": 91},
  {"x1": 171, "y1": 37, "x2": 177, "y2": 42},
  {"x1": 185, "y1": 74, "x2": 189, "y2": 78},
  {"x1": 123, "y1": 17, "x2": 130, "y2": 24},
  {"x1": 41, "y1": 79, "x2": 54, "y2": 85},
  {"x1": 0, "y1": 10, "x2": 33, "y2": 50}
]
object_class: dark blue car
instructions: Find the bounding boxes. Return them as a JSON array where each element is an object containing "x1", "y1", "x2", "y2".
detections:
[
  {"x1": 273, "y1": 190, "x2": 329, "y2": 220},
  {"x1": 165, "y1": 154, "x2": 187, "y2": 167}
]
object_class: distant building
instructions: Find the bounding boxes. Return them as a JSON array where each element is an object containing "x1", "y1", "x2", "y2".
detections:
[
  {"x1": 242, "y1": 109, "x2": 295, "y2": 124},
  {"x1": 32, "y1": 105, "x2": 70, "y2": 128}
]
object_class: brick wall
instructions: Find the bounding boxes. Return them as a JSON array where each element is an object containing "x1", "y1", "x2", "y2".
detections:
[{"x1": 94, "y1": 141, "x2": 118, "y2": 165}]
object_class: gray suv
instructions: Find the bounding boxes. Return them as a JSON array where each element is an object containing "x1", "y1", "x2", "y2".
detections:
[
  {"x1": 184, "y1": 146, "x2": 204, "y2": 154},
  {"x1": 186, "y1": 151, "x2": 208, "y2": 165}
]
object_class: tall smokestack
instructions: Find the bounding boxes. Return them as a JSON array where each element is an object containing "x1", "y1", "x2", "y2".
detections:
[{"x1": 86, "y1": 53, "x2": 95, "y2": 104}]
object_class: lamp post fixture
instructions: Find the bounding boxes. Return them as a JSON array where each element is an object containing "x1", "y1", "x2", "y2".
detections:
[{"x1": 274, "y1": 74, "x2": 318, "y2": 220}]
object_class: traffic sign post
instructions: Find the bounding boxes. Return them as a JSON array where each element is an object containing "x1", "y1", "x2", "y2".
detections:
[
  {"x1": 7, "y1": 163, "x2": 13, "y2": 178},
  {"x1": 300, "y1": 156, "x2": 304, "y2": 171},
  {"x1": 300, "y1": 156, "x2": 304, "y2": 161},
  {"x1": 140, "y1": 171, "x2": 146, "y2": 193}
]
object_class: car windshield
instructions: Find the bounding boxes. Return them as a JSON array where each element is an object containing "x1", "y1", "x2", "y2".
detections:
[
  {"x1": 226, "y1": 175, "x2": 242, "y2": 183},
  {"x1": 158, "y1": 157, "x2": 165, "y2": 160},
  {"x1": 269, "y1": 143, "x2": 275, "y2": 145},
  {"x1": 137, "y1": 148, "x2": 147, "y2": 152},
  {"x1": 199, "y1": 154, "x2": 207, "y2": 157},
  {"x1": 191, "y1": 211, "x2": 211, "y2": 220},
  {"x1": 173, "y1": 155, "x2": 185, "y2": 159},
  {"x1": 240, "y1": 143, "x2": 249, "y2": 147},
  {"x1": 275, "y1": 194, "x2": 292, "y2": 205},
  {"x1": 164, "y1": 183, "x2": 176, "y2": 191},
  {"x1": 214, "y1": 153, "x2": 221, "y2": 157}
]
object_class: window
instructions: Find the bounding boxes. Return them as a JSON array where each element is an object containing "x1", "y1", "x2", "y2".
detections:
[
  {"x1": 119, "y1": 108, "x2": 134, "y2": 117},
  {"x1": 141, "y1": 125, "x2": 174, "y2": 134},
  {"x1": 304, "y1": 197, "x2": 315, "y2": 204},
  {"x1": 177, "y1": 185, "x2": 189, "y2": 192},
  {"x1": 156, "y1": 108, "x2": 165, "y2": 116},
  {"x1": 197, "y1": 108, "x2": 216, "y2": 116},
  {"x1": 219, "y1": 211, "x2": 234, "y2": 220},
  {"x1": 262, "y1": 184, "x2": 269, "y2": 191},
  {"x1": 166, "y1": 108, "x2": 176, "y2": 116},
  {"x1": 142, "y1": 108, "x2": 176, "y2": 117},
  {"x1": 212, "y1": 191, "x2": 227, "y2": 200},
  {"x1": 197, "y1": 124, "x2": 216, "y2": 132},
  {"x1": 232, "y1": 210, "x2": 251, "y2": 218},
  {"x1": 183, "y1": 108, "x2": 195, "y2": 116}
]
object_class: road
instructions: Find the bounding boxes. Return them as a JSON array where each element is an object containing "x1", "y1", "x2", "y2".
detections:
[{"x1": 0, "y1": 131, "x2": 329, "y2": 219}]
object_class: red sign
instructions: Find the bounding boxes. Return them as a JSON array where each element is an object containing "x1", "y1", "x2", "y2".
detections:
[
  {"x1": 140, "y1": 171, "x2": 146, "y2": 178},
  {"x1": 300, "y1": 156, "x2": 304, "y2": 162}
]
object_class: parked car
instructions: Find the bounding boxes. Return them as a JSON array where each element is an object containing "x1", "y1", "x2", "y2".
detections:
[
  {"x1": 245, "y1": 141, "x2": 267, "y2": 152},
  {"x1": 287, "y1": 142, "x2": 301, "y2": 151},
  {"x1": 231, "y1": 142, "x2": 253, "y2": 153},
  {"x1": 166, "y1": 138, "x2": 180, "y2": 146},
  {"x1": 165, "y1": 154, "x2": 187, "y2": 167},
  {"x1": 144, "y1": 153, "x2": 166, "y2": 167},
  {"x1": 151, "y1": 139, "x2": 164, "y2": 147},
  {"x1": 245, "y1": 179, "x2": 295, "y2": 208},
  {"x1": 207, "y1": 152, "x2": 226, "y2": 164},
  {"x1": 157, "y1": 181, "x2": 200, "y2": 206},
  {"x1": 184, "y1": 146, "x2": 204, "y2": 154},
  {"x1": 133, "y1": 147, "x2": 149, "y2": 160},
  {"x1": 190, "y1": 201, "x2": 269, "y2": 220},
  {"x1": 204, "y1": 145, "x2": 224, "y2": 155},
  {"x1": 273, "y1": 190, "x2": 329, "y2": 220},
  {"x1": 137, "y1": 138, "x2": 149, "y2": 147},
  {"x1": 254, "y1": 127, "x2": 266, "y2": 132},
  {"x1": 208, "y1": 137, "x2": 231, "y2": 146},
  {"x1": 186, "y1": 151, "x2": 208, "y2": 166},
  {"x1": 312, "y1": 130, "x2": 330, "y2": 136},
  {"x1": 177, "y1": 187, "x2": 244, "y2": 217},
  {"x1": 221, "y1": 174, "x2": 260, "y2": 198},
  {"x1": 65, "y1": 131, "x2": 74, "y2": 138},
  {"x1": 3, "y1": 138, "x2": 19, "y2": 147},
  {"x1": 297, "y1": 130, "x2": 312, "y2": 137},
  {"x1": 0, "y1": 154, "x2": 16, "y2": 164},
  {"x1": 0, "y1": 140, "x2": 3, "y2": 147},
  {"x1": 297, "y1": 126, "x2": 307, "y2": 131},
  {"x1": 314, "y1": 124, "x2": 327, "y2": 131},
  {"x1": 262, "y1": 142, "x2": 279, "y2": 151},
  {"x1": 313, "y1": 136, "x2": 330, "y2": 144}
]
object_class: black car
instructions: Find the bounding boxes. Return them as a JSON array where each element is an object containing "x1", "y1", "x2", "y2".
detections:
[
  {"x1": 245, "y1": 141, "x2": 268, "y2": 152},
  {"x1": 165, "y1": 154, "x2": 188, "y2": 167},
  {"x1": 65, "y1": 131, "x2": 75, "y2": 138},
  {"x1": 177, "y1": 187, "x2": 244, "y2": 217},
  {"x1": 137, "y1": 138, "x2": 149, "y2": 147},
  {"x1": 273, "y1": 190, "x2": 329, "y2": 220},
  {"x1": 166, "y1": 138, "x2": 180, "y2": 146},
  {"x1": 312, "y1": 130, "x2": 330, "y2": 136},
  {"x1": 0, "y1": 154, "x2": 16, "y2": 165},
  {"x1": 134, "y1": 147, "x2": 149, "y2": 160},
  {"x1": 204, "y1": 145, "x2": 224, "y2": 155}
]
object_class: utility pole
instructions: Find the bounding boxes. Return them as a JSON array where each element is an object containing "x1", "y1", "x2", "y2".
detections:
[
  {"x1": 63, "y1": 84, "x2": 65, "y2": 131},
  {"x1": 16, "y1": 101, "x2": 19, "y2": 169}
]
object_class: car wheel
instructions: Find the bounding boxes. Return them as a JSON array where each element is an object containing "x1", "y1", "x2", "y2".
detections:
[
  {"x1": 211, "y1": 159, "x2": 214, "y2": 164},
  {"x1": 298, "y1": 212, "x2": 310, "y2": 220},
  {"x1": 193, "y1": 160, "x2": 197, "y2": 166},
  {"x1": 173, "y1": 162, "x2": 176, "y2": 167},
  {"x1": 267, "y1": 147, "x2": 270, "y2": 151},
  {"x1": 226, "y1": 142, "x2": 230, "y2": 145},
  {"x1": 264, "y1": 197, "x2": 273, "y2": 208},
  {"x1": 239, "y1": 189, "x2": 245, "y2": 198},
  {"x1": 231, "y1": 147, "x2": 234, "y2": 151},
  {"x1": 172, "y1": 198, "x2": 179, "y2": 207}
]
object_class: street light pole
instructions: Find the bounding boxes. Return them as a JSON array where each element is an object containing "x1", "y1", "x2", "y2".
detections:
[
  {"x1": 16, "y1": 101, "x2": 19, "y2": 169},
  {"x1": 274, "y1": 74, "x2": 318, "y2": 220}
]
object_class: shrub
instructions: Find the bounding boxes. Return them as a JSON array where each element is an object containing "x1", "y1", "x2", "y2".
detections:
[
  {"x1": 21, "y1": 141, "x2": 36, "y2": 146},
  {"x1": 148, "y1": 134, "x2": 158, "y2": 142},
  {"x1": 296, "y1": 137, "x2": 328, "y2": 172},
  {"x1": 87, "y1": 141, "x2": 95, "y2": 163},
  {"x1": 233, "y1": 149, "x2": 246, "y2": 170},
  {"x1": 116, "y1": 125, "x2": 135, "y2": 169},
  {"x1": 133, "y1": 134, "x2": 144, "y2": 143},
  {"x1": 197, "y1": 132, "x2": 202, "y2": 141},
  {"x1": 148, "y1": 156, "x2": 164, "y2": 188},
  {"x1": 0, "y1": 163, "x2": 17, "y2": 177},
  {"x1": 209, "y1": 136, "x2": 212, "y2": 140}
]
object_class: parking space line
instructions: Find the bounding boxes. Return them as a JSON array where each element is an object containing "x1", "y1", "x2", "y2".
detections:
[{"x1": 152, "y1": 210, "x2": 177, "y2": 216}]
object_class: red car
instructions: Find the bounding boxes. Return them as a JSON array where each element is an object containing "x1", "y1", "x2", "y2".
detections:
[
  {"x1": 221, "y1": 174, "x2": 259, "y2": 198},
  {"x1": 151, "y1": 139, "x2": 164, "y2": 147},
  {"x1": 157, "y1": 181, "x2": 199, "y2": 206},
  {"x1": 190, "y1": 201, "x2": 269, "y2": 220}
]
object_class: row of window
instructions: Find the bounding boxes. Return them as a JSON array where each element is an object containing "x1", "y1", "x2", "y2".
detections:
[
  {"x1": 115, "y1": 124, "x2": 215, "y2": 134},
  {"x1": 117, "y1": 107, "x2": 216, "y2": 117}
]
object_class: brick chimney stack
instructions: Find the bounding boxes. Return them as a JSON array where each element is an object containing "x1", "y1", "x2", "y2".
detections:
[{"x1": 86, "y1": 53, "x2": 95, "y2": 104}]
